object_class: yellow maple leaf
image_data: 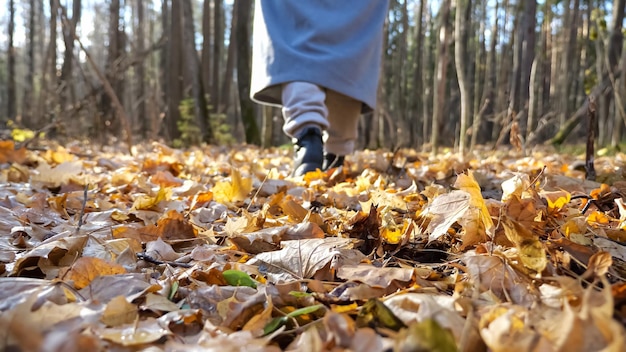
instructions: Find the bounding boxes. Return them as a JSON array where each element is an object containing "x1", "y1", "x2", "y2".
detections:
[
  {"x1": 453, "y1": 171, "x2": 495, "y2": 248},
  {"x1": 131, "y1": 186, "x2": 172, "y2": 210},
  {"x1": 542, "y1": 190, "x2": 571, "y2": 212},
  {"x1": 213, "y1": 168, "x2": 253, "y2": 204}
]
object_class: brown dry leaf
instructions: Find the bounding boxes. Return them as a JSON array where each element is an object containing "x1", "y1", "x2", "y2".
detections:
[
  {"x1": 63, "y1": 256, "x2": 126, "y2": 289},
  {"x1": 100, "y1": 295, "x2": 139, "y2": 327},
  {"x1": 279, "y1": 198, "x2": 324, "y2": 225},
  {"x1": 337, "y1": 264, "x2": 414, "y2": 288},
  {"x1": 502, "y1": 218, "x2": 547, "y2": 273},
  {"x1": 422, "y1": 190, "x2": 470, "y2": 243},
  {"x1": 98, "y1": 318, "x2": 170, "y2": 346},
  {"x1": 247, "y1": 238, "x2": 365, "y2": 282},
  {"x1": 140, "y1": 209, "x2": 197, "y2": 241},
  {"x1": 150, "y1": 170, "x2": 184, "y2": 187},
  {"x1": 582, "y1": 251, "x2": 612, "y2": 279},
  {"x1": 454, "y1": 171, "x2": 495, "y2": 248},
  {"x1": 463, "y1": 254, "x2": 534, "y2": 306},
  {"x1": 142, "y1": 292, "x2": 180, "y2": 312},
  {"x1": 31, "y1": 161, "x2": 83, "y2": 187},
  {"x1": 13, "y1": 235, "x2": 88, "y2": 277}
]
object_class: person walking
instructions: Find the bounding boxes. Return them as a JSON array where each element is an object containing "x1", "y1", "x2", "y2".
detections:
[{"x1": 251, "y1": 1, "x2": 389, "y2": 176}]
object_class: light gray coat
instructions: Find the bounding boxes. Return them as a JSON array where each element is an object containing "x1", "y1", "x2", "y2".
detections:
[{"x1": 251, "y1": 0, "x2": 389, "y2": 111}]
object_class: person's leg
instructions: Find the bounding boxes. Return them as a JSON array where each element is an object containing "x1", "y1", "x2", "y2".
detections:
[
  {"x1": 324, "y1": 89, "x2": 362, "y2": 169},
  {"x1": 281, "y1": 82, "x2": 329, "y2": 175}
]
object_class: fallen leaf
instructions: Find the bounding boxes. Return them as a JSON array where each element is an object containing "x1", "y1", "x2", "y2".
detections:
[{"x1": 63, "y1": 256, "x2": 127, "y2": 289}]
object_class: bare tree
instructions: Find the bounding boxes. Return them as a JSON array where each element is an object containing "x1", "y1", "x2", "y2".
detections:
[
  {"x1": 235, "y1": 0, "x2": 259, "y2": 145},
  {"x1": 166, "y1": 0, "x2": 183, "y2": 140},
  {"x1": 59, "y1": 0, "x2": 81, "y2": 111},
  {"x1": 431, "y1": 0, "x2": 451, "y2": 155},
  {"x1": 182, "y1": 0, "x2": 212, "y2": 142},
  {"x1": 7, "y1": 0, "x2": 17, "y2": 124},
  {"x1": 455, "y1": 0, "x2": 471, "y2": 154}
]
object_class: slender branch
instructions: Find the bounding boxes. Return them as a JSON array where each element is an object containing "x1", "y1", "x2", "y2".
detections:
[{"x1": 57, "y1": 3, "x2": 134, "y2": 154}]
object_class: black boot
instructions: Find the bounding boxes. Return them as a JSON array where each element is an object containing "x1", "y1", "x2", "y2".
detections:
[
  {"x1": 293, "y1": 127, "x2": 323, "y2": 176},
  {"x1": 323, "y1": 153, "x2": 344, "y2": 170}
]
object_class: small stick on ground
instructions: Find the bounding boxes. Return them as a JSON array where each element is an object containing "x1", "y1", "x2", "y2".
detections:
[{"x1": 586, "y1": 96, "x2": 597, "y2": 181}]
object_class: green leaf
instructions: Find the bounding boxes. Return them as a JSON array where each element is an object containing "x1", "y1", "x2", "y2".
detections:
[
  {"x1": 263, "y1": 317, "x2": 288, "y2": 335},
  {"x1": 356, "y1": 299, "x2": 406, "y2": 332},
  {"x1": 396, "y1": 319, "x2": 458, "y2": 352},
  {"x1": 168, "y1": 281, "x2": 179, "y2": 301},
  {"x1": 222, "y1": 269, "x2": 257, "y2": 288},
  {"x1": 288, "y1": 291, "x2": 313, "y2": 298},
  {"x1": 286, "y1": 304, "x2": 324, "y2": 318}
]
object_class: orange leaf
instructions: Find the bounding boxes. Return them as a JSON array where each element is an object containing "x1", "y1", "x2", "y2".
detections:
[
  {"x1": 0, "y1": 140, "x2": 27, "y2": 164},
  {"x1": 64, "y1": 257, "x2": 126, "y2": 289}
]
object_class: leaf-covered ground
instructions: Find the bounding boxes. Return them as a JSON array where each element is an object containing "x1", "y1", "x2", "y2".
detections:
[{"x1": 1, "y1": 140, "x2": 626, "y2": 351}]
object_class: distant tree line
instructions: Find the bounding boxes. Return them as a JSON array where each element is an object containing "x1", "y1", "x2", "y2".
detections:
[{"x1": 1, "y1": 0, "x2": 625, "y2": 153}]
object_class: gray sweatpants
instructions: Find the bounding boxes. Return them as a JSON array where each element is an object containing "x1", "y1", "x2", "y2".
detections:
[{"x1": 281, "y1": 81, "x2": 362, "y2": 156}]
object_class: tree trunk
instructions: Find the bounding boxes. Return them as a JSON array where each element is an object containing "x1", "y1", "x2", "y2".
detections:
[
  {"x1": 59, "y1": 0, "x2": 80, "y2": 111},
  {"x1": 455, "y1": 0, "x2": 471, "y2": 155},
  {"x1": 166, "y1": 0, "x2": 183, "y2": 140},
  {"x1": 182, "y1": 0, "x2": 212, "y2": 143},
  {"x1": 212, "y1": 0, "x2": 224, "y2": 112},
  {"x1": 136, "y1": 0, "x2": 147, "y2": 138},
  {"x1": 201, "y1": 0, "x2": 213, "y2": 106},
  {"x1": 235, "y1": 0, "x2": 260, "y2": 145},
  {"x1": 102, "y1": 0, "x2": 124, "y2": 137},
  {"x1": 431, "y1": 0, "x2": 451, "y2": 155},
  {"x1": 518, "y1": 0, "x2": 536, "y2": 138},
  {"x1": 412, "y1": 0, "x2": 426, "y2": 147},
  {"x1": 22, "y1": 0, "x2": 36, "y2": 127},
  {"x1": 220, "y1": 3, "x2": 237, "y2": 115},
  {"x1": 7, "y1": 0, "x2": 16, "y2": 124}
]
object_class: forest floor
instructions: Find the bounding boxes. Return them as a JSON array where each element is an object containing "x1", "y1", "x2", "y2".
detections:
[{"x1": 0, "y1": 140, "x2": 626, "y2": 351}]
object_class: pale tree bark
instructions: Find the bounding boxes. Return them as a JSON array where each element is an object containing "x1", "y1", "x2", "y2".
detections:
[
  {"x1": 431, "y1": 0, "x2": 451, "y2": 155},
  {"x1": 7, "y1": 0, "x2": 16, "y2": 124},
  {"x1": 182, "y1": 0, "x2": 212, "y2": 143},
  {"x1": 455, "y1": 0, "x2": 471, "y2": 155},
  {"x1": 558, "y1": 0, "x2": 580, "y2": 125},
  {"x1": 518, "y1": 0, "x2": 536, "y2": 138},
  {"x1": 412, "y1": 0, "x2": 426, "y2": 146},
  {"x1": 235, "y1": 0, "x2": 259, "y2": 145},
  {"x1": 471, "y1": 0, "x2": 497, "y2": 150}
]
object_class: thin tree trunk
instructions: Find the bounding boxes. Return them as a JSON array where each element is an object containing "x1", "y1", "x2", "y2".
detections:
[
  {"x1": 235, "y1": 0, "x2": 259, "y2": 145},
  {"x1": 7, "y1": 0, "x2": 16, "y2": 123},
  {"x1": 22, "y1": 0, "x2": 36, "y2": 126},
  {"x1": 58, "y1": 3, "x2": 133, "y2": 152},
  {"x1": 182, "y1": 0, "x2": 212, "y2": 143},
  {"x1": 455, "y1": 0, "x2": 471, "y2": 155},
  {"x1": 412, "y1": 0, "x2": 425, "y2": 147},
  {"x1": 136, "y1": 0, "x2": 147, "y2": 138},
  {"x1": 220, "y1": 2, "x2": 237, "y2": 114},
  {"x1": 201, "y1": 0, "x2": 213, "y2": 105},
  {"x1": 59, "y1": 0, "x2": 80, "y2": 111},
  {"x1": 166, "y1": 0, "x2": 183, "y2": 140},
  {"x1": 212, "y1": 0, "x2": 223, "y2": 112},
  {"x1": 431, "y1": 0, "x2": 451, "y2": 155}
]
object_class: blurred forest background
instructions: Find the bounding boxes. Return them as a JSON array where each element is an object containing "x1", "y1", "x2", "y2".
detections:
[{"x1": 0, "y1": 0, "x2": 625, "y2": 153}]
